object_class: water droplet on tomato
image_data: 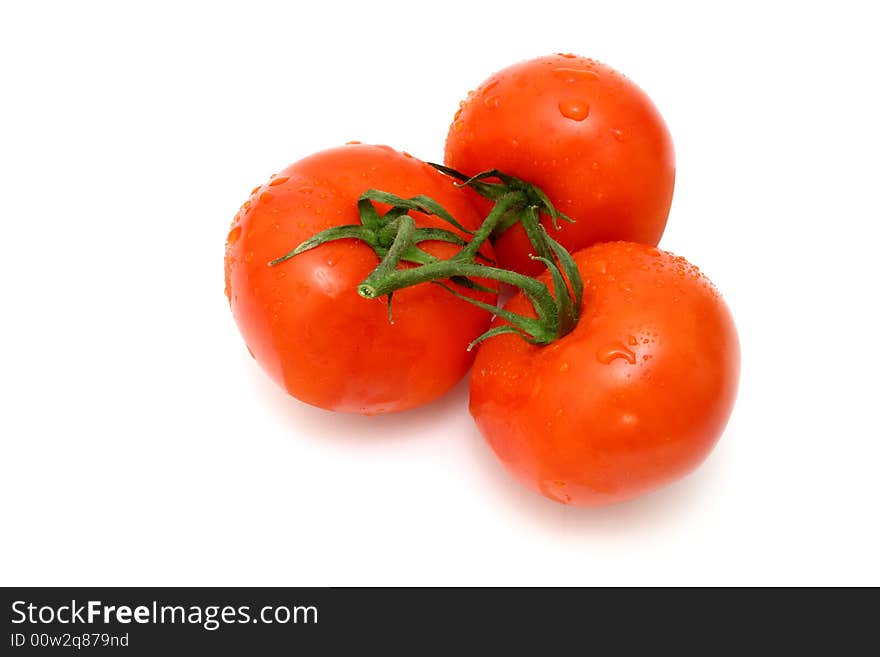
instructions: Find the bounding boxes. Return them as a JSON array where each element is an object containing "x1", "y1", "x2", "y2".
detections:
[
  {"x1": 597, "y1": 342, "x2": 636, "y2": 365},
  {"x1": 552, "y1": 67, "x2": 600, "y2": 83},
  {"x1": 558, "y1": 99, "x2": 590, "y2": 121},
  {"x1": 611, "y1": 129, "x2": 625, "y2": 142},
  {"x1": 260, "y1": 191, "x2": 274, "y2": 203},
  {"x1": 620, "y1": 413, "x2": 638, "y2": 427},
  {"x1": 484, "y1": 95, "x2": 501, "y2": 109},
  {"x1": 557, "y1": 52, "x2": 578, "y2": 59},
  {"x1": 542, "y1": 480, "x2": 572, "y2": 504},
  {"x1": 346, "y1": 140, "x2": 362, "y2": 145},
  {"x1": 250, "y1": 185, "x2": 261, "y2": 196},
  {"x1": 627, "y1": 335, "x2": 638, "y2": 346},
  {"x1": 559, "y1": 362, "x2": 569, "y2": 372},
  {"x1": 226, "y1": 225, "x2": 241, "y2": 245},
  {"x1": 269, "y1": 176, "x2": 289, "y2": 186}
]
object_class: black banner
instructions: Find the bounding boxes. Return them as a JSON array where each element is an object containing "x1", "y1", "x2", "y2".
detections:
[{"x1": 1, "y1": 587, "x2": 873, "y2": 653}]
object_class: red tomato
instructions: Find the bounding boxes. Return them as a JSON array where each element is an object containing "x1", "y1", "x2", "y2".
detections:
[
  {"x1": 445, "y1": 54, "x2": 675, "y2": 275},
  {"x1": 225, "y1": 144, "x2": 496, "y2": 414},
  {"x1": 470, "y1": 242, "x2": 739, "y2": 505}
]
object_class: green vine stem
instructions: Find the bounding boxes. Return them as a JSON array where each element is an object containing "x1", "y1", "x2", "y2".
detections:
[{"x1": 270, "y1": 175, "x2": 584, "y2": 347}]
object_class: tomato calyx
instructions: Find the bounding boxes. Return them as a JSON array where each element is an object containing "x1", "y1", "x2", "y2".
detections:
[
  {"x1": 356, "y1": 187, "x2": 584, "y2": 348},
  {"x1": 430, "y1": 163, "x2": 575, "y2": 240},
  {"x1": 269, "y1": 176, "x2": 584, "y2": 347},
  {"x1": 269, "y1": 189, "x2": 496, "y2": 304}
]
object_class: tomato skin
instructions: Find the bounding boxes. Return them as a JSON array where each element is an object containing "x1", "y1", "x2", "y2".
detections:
[
  {"x1": 225, "y1": 144, "x2": 496, "y2": 414},
  {"x1": 469, "y1": 242, "x2": 738, "y2": 505},
  {"x1": 445, "y1": 54, "x2": 675, "y2": 275}
]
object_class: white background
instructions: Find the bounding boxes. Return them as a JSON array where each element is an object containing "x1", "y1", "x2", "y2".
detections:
[{"x1": 1, "y1": 1, "x2": 878, "y2": 586}]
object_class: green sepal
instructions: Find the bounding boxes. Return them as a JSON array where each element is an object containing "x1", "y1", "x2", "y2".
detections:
[
  {"x1": 530, "y1": 255, "x2": 576, "y2": 338},
  {"x1": 428, "y1": 163, "x2": 505, "y2": 201},
  {"x1": 530, "y1": 185, "x2": 574, "y2": 230},
  {"x1": 268, "y1": 224, "x2": 371, "y2": 266},
  {"x1": 433, "y1": 282, "x2": 548, "y2": 343},
  {"x1": 544, "y1": 228, "x2": 583, "y2": 314},
  {"x1": 360, "y1": 189, "x2": 475, "y2": 235},
  {"x1": 357, "y1": 198, "x2": 383, "y2": 231},
  {"x1": 411, "y1": 227, "x2": 468, "y2": 247},
  {"x1": 519, "y1": 206, "x2": 554, "y2": 263},
  {"x1": 466, "y1": 324, "x2": 532, "y2": 351}
]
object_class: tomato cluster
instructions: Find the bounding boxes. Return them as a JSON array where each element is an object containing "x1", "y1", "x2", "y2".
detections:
[{"x1": 224, "y1": 55, "x2": 739, "y2": 506}]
